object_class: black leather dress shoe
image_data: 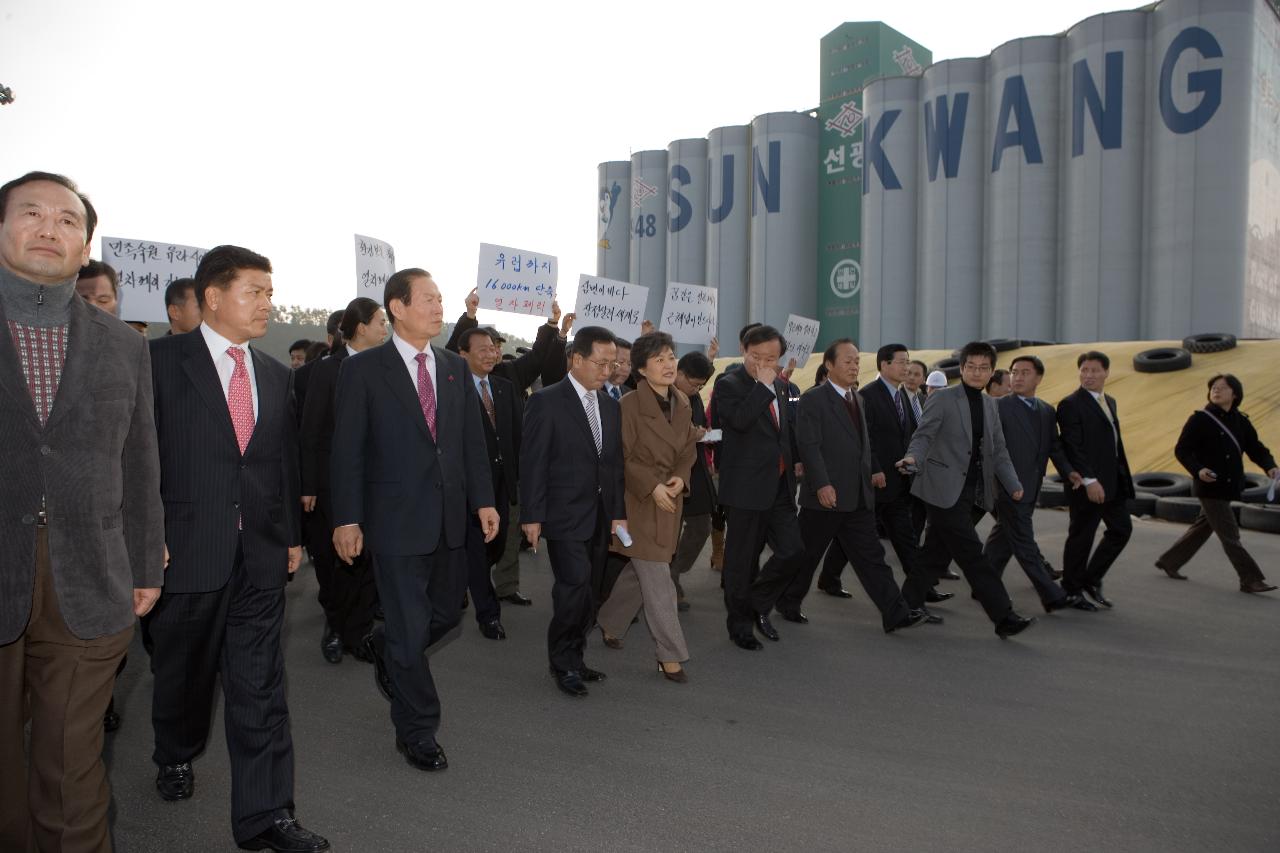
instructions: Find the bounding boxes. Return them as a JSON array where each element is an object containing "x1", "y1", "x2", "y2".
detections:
[
  {"x1": 552, "y1": 669, "x2": 589, "y2": 697},
  {"x1": 754, "y1": 614, "x2": 780, "y2": 641},
  {"x1": 1045, "y1": 593, "x2": 1097, "y2": 613},
  {"x1": 939, "y1": 568, "x2": 961, "y2": 580},
  {"x1": 919, "y1": 606, "x2": 944, "y2": 625},
  {"x1": 396, "y1": 739, "x2": 448, "y2": 772},
  {"x1": 1156, "y1": 562, "x2": 1188, "y2": 580},
  {"x1": 345, "y1": 641, "x2": 373, "y2": 663},
  {"x1": 104, "y1": 698, "x2": 121, "y2": 733},
  {"x1": 237, "y1": 815, "x2": 330, "y2": 851},
  {"x1": 994, "y1": 612, "x2": 1036, "y2": 638},
  {"x1": 925, "y1": 589, "x2": 954, "y2": 603},
  {"x1": 1082, "y1": 584, "x2": 1113, "y2": 608},
  {"x1": 779, "y1": 609, "x2": 808, "y2": 624},
  {"x1": 733, "y1": 635, "x2": 764, "y2": 651},
  {"x1": 1045, "y1": 562, "x2": 1063, "y2": 580},
  {"x1": 1241, "y1": 579, "x2": 1278, "y2": 593},
  {"x1": 156, "y1": 762, "x2": 194, "y2": 801},
  {"x1": 580, "y1": 666, "x2": 607, "y2": 682},
  {"x1": 479, "y1": 620, "x2": 506, "y2": 640},
  {"x1": 373, "y1": 604, "x2": 385, "y2": 621},
  {"x1": 819, "y1": 585, "x2": 853, "y2": 599},
  {"x1": 320, "y1": 629, "x2": 343, "y2": 664},
  {"x1": 499, "y1": 591, "x2": 533, "y2": 606},
  {"x1": 364, "y1": 634, "x2": 394, "y2": 701},
  {"x1": 886, "y1": 609, "x2": 927, "y2": 633}
]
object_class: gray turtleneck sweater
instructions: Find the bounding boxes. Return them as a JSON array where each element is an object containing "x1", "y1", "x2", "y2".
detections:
[{"x1": 0, "y1": 264, "x2": 77, "y2": 424}]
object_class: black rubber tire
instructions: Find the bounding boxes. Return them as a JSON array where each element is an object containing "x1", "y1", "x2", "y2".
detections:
[
  {"x1": 1230, "y1": 501, "x2": 1249, "y2": 522},
  {"x1": 1037, "y1": 482, "x2": 1066, "y2": 509},
  {"x1": 1239, "y1": 504, "x2": 1280, "y2": 534},
  {"x1": 984, "y1": 337, "x2": 1021, "y2": 352},
  {"x1": 1131, "y1": 472, "x2": 1193, "y2": 497},
  {"x1": 1019, "y1": 339, "x2": 1055, "y2": 347},
  {"x1": 1133, "y1": 347, "x2": 1192, "y2": 373},
  {"x1": 1181, "y1": 333, "x2": 1237, "y2": 354},
  {"x1": 931, "y1": 357, "x2": 961, "y2": 380},
  {"x1": 1126, "y1": 492, "x2": 1158, "y2": 516},
  {"x1": 1239, "y1": 472, "x2": 1272, "y2": 503},
  {"x1": 1156, "y1": 496, "x2": 1203, "y2": 523}
]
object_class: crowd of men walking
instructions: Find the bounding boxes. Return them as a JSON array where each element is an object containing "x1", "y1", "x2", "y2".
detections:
[{"x1": 2, "y1": 170, "x2": 1277, "y2": 853}]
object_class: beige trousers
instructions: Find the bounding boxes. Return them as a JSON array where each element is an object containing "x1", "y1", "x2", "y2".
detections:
[{"x1": 597, "y1": 558, "x2": 689, "y2": 663}]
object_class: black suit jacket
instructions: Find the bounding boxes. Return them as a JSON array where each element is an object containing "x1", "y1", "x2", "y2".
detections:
[
  {"x1": 519, "y1": 378, "x2": 625, "y2": 540},
  {"x1": 713, "y1": 367, "x2": 798, "y2": 511},
  {"x1": 446, "y1": 313, "x2": 562, "y2": 395},
  {"x1": 474, "y1": 372, "x2": 522, "y2": 505},
  {"x1": 683, "y1": 390, "x2": 717, "y2": 517},
  {"x1": 292, "y1": 357, "x2": 317, "y2": 427},
  {"x1": 859, "y1": 376, "x2": 917, "y2": 503},
  {"x1": 796, "y1": 383, "x2": 876, "y2": 512},
  {"x1": 330, "y1": 340, "x2": 494, "y2": 556},
  {"x1": 997, "y1": 394, "x2": 1072, "y2": 504},
  {"x1": 298, "y1": 347, "x2": 348, "y2": 497},
  {"x1": 1056, "y1": 386, "x2": 1134, "y2": 502},
  {"x1": 150, "y1": 330, "x2": 300, "y2": 594}
]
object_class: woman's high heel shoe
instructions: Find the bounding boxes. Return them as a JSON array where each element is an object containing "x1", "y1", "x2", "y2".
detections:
[
  {"x1": 600, "y1": 628, "x2": 623, "y2": 650},
  {"x1": 657, "y1": 662, "x2": 687, "y2": 683}
]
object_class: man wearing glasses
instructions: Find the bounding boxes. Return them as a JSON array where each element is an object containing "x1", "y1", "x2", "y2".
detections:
[
  {"x1": 520, "y1": 326, "x2": 626, "y2": 697},
  {"x1": 898, "y1": 341, "x2": 1036, "y2": 639}
]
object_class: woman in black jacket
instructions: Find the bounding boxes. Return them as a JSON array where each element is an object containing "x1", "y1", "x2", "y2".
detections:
[{"x1": 1156, "y1": 374, "x2": 1279, "y2": 593}]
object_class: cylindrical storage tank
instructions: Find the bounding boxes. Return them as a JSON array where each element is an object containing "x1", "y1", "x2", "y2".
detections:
[
  {"x1": 596, "y1": 161, "x2": 631, "y2": 281},
  {"x1": 629, "y1": 150, "x2": 669, "y2": 332},
  {"x1": 706, "y1": 125, "x2": 751, "y2": 345},
  {"x1": 748, "y1": 112, "x2": 819, "y2": 336},
  {"x1": 1058, "y1": 11, "x2": 1147, "y2": 343},
  {"x1": 1142, "y1": 0, "x2": 1254, "y2": 339},
  {"x1": 860, "y1": 76, "x2": 920, "y2": 353},
  {"x1": 667, "y1": 139, "x2": 708, "y2": 353},
  {"x1": 984, "y1": 36, "x2": 1063, "y2": 342},
  {"x1": 916, "y1": 58, "x2": 987, "y2": 349}
]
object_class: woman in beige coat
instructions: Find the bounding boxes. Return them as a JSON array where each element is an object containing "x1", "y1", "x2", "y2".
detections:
[{"x1": 597, "y1": 331, "x2": 698, "y2": 682}]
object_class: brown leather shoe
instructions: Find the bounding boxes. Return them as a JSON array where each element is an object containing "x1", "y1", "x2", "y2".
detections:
[
  {"x1": 1156, "y1": 562, "x2": 1188, "y2": 580},
  {"x1": 600, "y1": 628, "x2": 623, "y2": 650},
  {"x1": 1241, "y1": 579, "x2": 1278, "y2": 594},
  {"x1": 658, "y1": 662, "x2": 688, "y2": 683}
]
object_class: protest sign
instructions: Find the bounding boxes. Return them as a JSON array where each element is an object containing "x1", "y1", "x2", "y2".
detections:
[
  {"x1": 355, "y1": 234, "x2": 396, "y2": 297},
  {"x1": 659, "y1": 282, "x2": 717, "y2": 346},
  {"x1": 100, "y1": 237, "x2": 206, "y2": 323},
  {"x1": 574, "y1": 275, "x2": 648, "y2": 339},
  {"x1": 476, "y1": 243, "x2": 557, "y2": 317},
  {"x1": 783, "y1": 314, "x2": 821, "y2": 369}
]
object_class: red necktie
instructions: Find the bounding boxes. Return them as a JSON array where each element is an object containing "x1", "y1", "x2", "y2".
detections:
[
  {"x1": 226, "y1": 346, "x2": 255, "y2": 454},
  {"x1": 415, "y1": 352, "x2": 437, "y2": 440},
  {"x1": 767, "y1": 388, "x2": 784, "y2": 476}
]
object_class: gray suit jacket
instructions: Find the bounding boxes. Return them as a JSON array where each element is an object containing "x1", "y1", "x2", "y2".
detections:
[
  {"x1": 0, "y1": 297, "x2": 165, "y2": 643},
  {"x1": 906, "y1": 384, "x2": 1020, "y2": 512},
  {"x1": 796, "y1": 382, "x2": 876, "y2": 511},
  {"x1": 996, "y1": 394, "x2": 1072, "y2": 504}
]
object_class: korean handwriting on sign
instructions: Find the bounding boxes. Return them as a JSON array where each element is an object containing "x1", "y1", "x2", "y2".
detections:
[
  {"x1": 579, "y1": 280, "x2": 630, "y2": 299},
  {"x1": 106, "y1": 241, "x2": 160, "y2": 263},
  {"x1": 493, "y1": 253, "x2": 554, "y2": 275},
  {"x1": 358, "y1": 241, "x2": 395, "y2": 265},
  {"x1": 666, "y1": 285, "x2": 715, "y2": 306},
  {"x1": 664, "y1": 310, "x2": 715, "y2": 330},
  {"x1": 361, "y1": 270, "x2": 389, "y2": 290}
]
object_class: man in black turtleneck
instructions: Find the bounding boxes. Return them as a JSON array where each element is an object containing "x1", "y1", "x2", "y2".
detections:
[
  {"x1": 0, "y1": 171, "x2": 165, "y2": 851},
  {"x1": 898, "y1": 341, "x2": 1036, "y2": 639}
]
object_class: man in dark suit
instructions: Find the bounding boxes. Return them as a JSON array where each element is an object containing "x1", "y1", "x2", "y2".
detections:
[
  {"x1": 520, "y1": 326, "x2": 626, "y2": 697},
  {"x1": 899, "y1": 341, "x2": 1036, "y2": 639},
  {"x1": 985, "y1": 355, "x2": 1095, "y2": 613},
  {"x1": 292, "y1": 310, "x2": 343, "y2": 426},
  {"x1": 147, "y1": 245, "x2": 328, "y2": 851},
  {"x1": 0, "y1": 171, "x2": 164, "y2": 853},
  {"x1": 714, "y1": 324, "x2": 804, "y2": 650},
  {"x1": 1056, "y1": 350, "x2": 1135, "y2": 608},
  {"x1": 331, "y1": 269, "x2": 498, "y2": 773},
  {"x1": 457, "y1": 326, "x2": 522, "y2": 640},
  {"x1": 669, "y1": 350, "x2": 717, "y2": 611},
  {"x1": 763, "y1": 340, "x2": 924, "y2": 633}
]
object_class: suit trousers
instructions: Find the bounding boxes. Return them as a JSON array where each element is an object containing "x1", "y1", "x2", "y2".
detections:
[
  {"x1": 597, "y1": 558, "x2": 690, "y2": 663},
  {"x1": 1062, "y1": 495, "x2": 1132, "y2": 593},
  {"x1": 147, "y1": 543, "x2": 295, "y2": 843},
  {"x1": 669, "y1": 513, "x2": 713, "y2": 592},
  {"x1": 817, "y1": 539, "x2": 849, "y2": 591},
  {"x1": 906, "y1": 487, "x2": 1014, "y2": 624},
  {"x1": 782, "y1": 507, "x2": 911, "y2": 630},
  {"x1": 370, "y1": 543, "x2": 465, "y2": 747},
  {"x1": 545, "y1": 501, "x2": 611, "y2": 673},
  {"x1": 309, "y1": 493, "x2": 378, "y2": 649},
  {"x1": 724, "y1": 476, "x2": 805, "y2": 640},
  {"x1": 985, "y1": 496, "x2": 1068, "y2": 606},
  {"x1": 1156, "y1": 498, "x2": 1265, "y2": 583},
  {"x1": 490, "y1": 503, "x2": 523, "y2": 598},
  {"x1": 0, "y1": 528, "x2": 132, "y2": 853},
  {"x1": 875, "y1": 489, "x2": 929, "y2": 590},
  {"x1": 464, "y1": 498, "x2": 508, "y2": 625}
]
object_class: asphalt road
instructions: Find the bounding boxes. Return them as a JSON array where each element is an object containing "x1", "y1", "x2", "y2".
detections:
[{"x1": 103, "y1": 508, "x2": 1280, "y2": 852}]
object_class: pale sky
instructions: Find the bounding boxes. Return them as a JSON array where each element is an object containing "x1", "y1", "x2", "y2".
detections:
[{"x1": 1, "y1": 0, "x2": 1123, "y2": 338}]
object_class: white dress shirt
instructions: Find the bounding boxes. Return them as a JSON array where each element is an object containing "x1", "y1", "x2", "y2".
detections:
[
  {"x1": 391, "y1": 329, "x2": 436, "y2": 394},
  {"x1": 199, "y1": 322, "x2": 258, "y2": 419},
  {"x1": 567, "y1": 372, "x2": 603, "y2": 448},
  {"x1": 345, "y1": 344, "x2": 358, "y2": 358},
  {"x1": 827, "y1": 378, "x2": 853, "y2": 399},
  {"x1": 1082, "y1": 388, "x2": 1117, "y2": 486}
]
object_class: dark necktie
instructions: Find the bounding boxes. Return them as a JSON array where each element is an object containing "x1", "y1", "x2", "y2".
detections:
[
  {"x1": 843, "y1": 388, "x2": 861, "y2": 428},
  {"x1": 415, "y1": 352, "x2": 437, "y2": 440},
  {"x1": 610, "y1": 385, "x2": 622, "y2": 401},
  {"x1": 479, "y1": 378, "x2": 497, "y2": 428},
  {"x1": 893, "y1": 387, "x2": 906, "y2": 429}
]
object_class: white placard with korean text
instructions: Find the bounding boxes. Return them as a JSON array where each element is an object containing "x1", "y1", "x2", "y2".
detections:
[
  {"x1": 100, "y1": 237, "x2": 207, "y2": 323},
  {"x1": 574, "y1": 275, "x2": 648, "y2": 339},
  {"x1": 476, "y1": 243, "x2": 557, "y2": 317},
  {"x1": 783, "y1": 314, "x2": 821, "y2": 369},
  {"x1": 659, "y1": 281, "x2": 717, "y2": 346},
  {"x1": 355, "y1": 234, "x2": 396, "y2": 297}
]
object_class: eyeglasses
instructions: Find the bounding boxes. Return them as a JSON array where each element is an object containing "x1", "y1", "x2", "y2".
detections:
[
  {"x1": 586, "y1": 359, "x2": 621, "y2": 371},
  {"x1": 961, "y1": 362, "x2": 993, "y2": 373}
]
